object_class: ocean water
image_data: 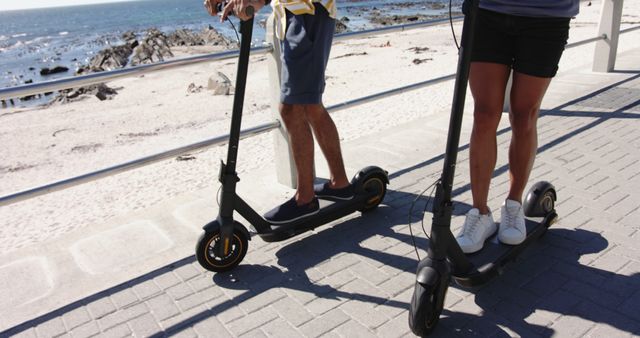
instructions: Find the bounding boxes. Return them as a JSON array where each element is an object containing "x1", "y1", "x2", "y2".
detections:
[{"x1": 0, "y1": 0, "x2": 460, "y2": 103}]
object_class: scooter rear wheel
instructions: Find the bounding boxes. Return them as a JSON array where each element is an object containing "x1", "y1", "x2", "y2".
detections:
[
  {"x1": 359, "y1": 176, "x2": 387, "y2": 212},
  {"x1": 196, "y1": 228, "x2": 248, "y2": 272}
]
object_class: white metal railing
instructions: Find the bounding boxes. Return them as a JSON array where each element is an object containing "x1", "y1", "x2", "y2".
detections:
[{"x1": 1, "y1": 11, "x2": 638, "y2": 207}]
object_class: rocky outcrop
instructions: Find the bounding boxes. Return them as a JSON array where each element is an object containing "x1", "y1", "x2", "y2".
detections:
[
  {"x1": 49, "y1": 83, "x2": 118, "y2": 105},
  {"x1": 130, "y1": 28, "x2": 174, "y2": 66},
  {"x1": 168, "y1": 29, "x2": 206, "y2": 46}
]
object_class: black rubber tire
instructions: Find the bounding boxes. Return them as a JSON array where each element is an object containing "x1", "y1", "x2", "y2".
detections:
[
  {"x1": 541, "y1": 190, "x2": 555, "y2": 214},
  {"x1": 408, "y1": 281, "x2": 443, "y2": 337},
  {"x1": 196, "y1": 228, "x2": 248, "y2": 272},
  {"x1": 359, "y1": 176, "x2": 387, "y2": 212}
]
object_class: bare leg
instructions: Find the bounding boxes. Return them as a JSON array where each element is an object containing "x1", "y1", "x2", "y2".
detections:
[
  {"x1": 507, "y1": 72, "x2": 552, "y2": 203},
  {"x1": 304, "y1": 103, "x2": 350, "y2": 189},
  {"x1": 279, "y1": 103, "x2": 315, "y2": 204},
  {"x1": 469, "y1": 62, "x2": 511, "y2": 214}
]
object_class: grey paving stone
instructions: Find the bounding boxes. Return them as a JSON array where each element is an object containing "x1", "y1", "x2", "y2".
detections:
[
  {"x1": 175, "y1": 264, "x2": 202, "y2": 282},
  {"x1": 154, "y1": 271, "x2": 182, "y2": 290},
  {"x1": 333, "y1": 320, "x2": 376, "y2": 338},
  {"x1": 100, "y1": 323, "x2": 131, "y2": 338},
  {"x1": 128, "y1": 313, "x2": 162, "y2": 337},
  {"x1": 147, "y1": 293, "x2": 181, "y2": 322},
  {"x1": 169, "y1": 327, "x2": 198, "y2": 338},
  {"x1": 192, "y1": 315, "x2": 232, "y2": 337},
  {"x1": 10, "y1": 328, "x2": 36, "y2": 338},
  {"x1": 68, "y1": 321, "x2": 100, "y2": 338},
  {"x1": 256, "y1": 318, "x2": 301, "y2": 338},
  {"x1": 98, "y1": 303, "x2": 148, "y2": 331},
  {"x1": 132, "y1": 280, "x2": 162, "y2": 301},
  {"x1": 224, "y1": 307, "x2": 278, "y2": 337},
  {"x1": 270, "y1": 295, "x2": 314, "y2": 327},
  {"x1": 35, "y1": 318, "x2": 66, "y2": 338},
  {"x1": 110, "y1": 288, "x2": 139, "y2": 309},
  {"x1": 165, "y1": 281, "x2": 195, "y2": 301},
  {"x1": 62, "y1": 307, "x2": 92, "y2": 331},
  {"x1": 298, "y1": 308, "x2": 350, "y2": 338},
  {"x1": 549, "y1": 315, "x2": 594, "y2": 338}
]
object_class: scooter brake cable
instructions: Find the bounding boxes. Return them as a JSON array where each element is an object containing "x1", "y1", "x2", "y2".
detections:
[{"x1": 408, "y1": 179, "x2": 440, "y2": 261}]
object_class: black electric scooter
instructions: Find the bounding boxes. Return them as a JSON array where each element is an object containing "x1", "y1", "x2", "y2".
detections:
[
  {"x1": 408, "y1": 0, "x2": 558, "y2": 335},
  {"x1": 195, "y1": 6, "x2": 389, "y2": 273}
]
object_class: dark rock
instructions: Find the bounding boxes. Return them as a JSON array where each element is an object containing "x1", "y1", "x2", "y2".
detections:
[
  {"x1": 49, "y1": 83, "x2": 118, "y2": 104},
  {"x1": 167, "y1": 29, "x2": 205, "y2": 46},
  {"x1": 200, "y1": 26, "x2": 232, "y2": 47},
  {"x1": 121, "y1": 31, "x2": 139, "y2": 49},
  {"x1": 131, "y1": 28, "x2": 173, "y2": 66},
  {"x1": 335, "y1": 17, "x2": 349, "y2": 34},
  {"x1": 79, "y1": 44, "x2": 133, "y2": 74},
  {"x1": 24, "y1": 79, "x2": 33, "y2": 84},
  {"x1": 28, "y1": 67, "x2": 35, "y2": 71},
  {"x1": 40, "y1": 66, "x2": 69, "y2": 76}
]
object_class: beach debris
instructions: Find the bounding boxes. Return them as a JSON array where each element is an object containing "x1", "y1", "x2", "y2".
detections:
[
  {"x1": 40, "y1": 66, "x2": 69, "y2": 76},
  {"x1": 334, "y1": 51, "x2": 368, "y2": 59},
  {"x1": 70, "y1": 143, "x2": 103, "y2": 153},
  {"x1": 187, "y1": 83, "x2": 204, "y2": 94},
  {"x1": 407, "y1": 46, "x2": 430, "y2": 54},
  {"x1": 52, "y1": 128, "x2": 74, "y2": 137},
  {"x1": 412, "y1": 58, "x2": 433, "y2": 65},
  {"x1": 208, "y1": 72, "x2": 234, "y2": 95},
  {"x1": 176, "y1": 154, "x2": 197, "y2": 161},
  {"x1": 375, "y1": 41, "x2": 392, "y2": 48}
]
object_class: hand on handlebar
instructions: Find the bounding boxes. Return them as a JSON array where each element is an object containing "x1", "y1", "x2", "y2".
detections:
[{"x1": 203, "y1": 0, "x2": 264, "y2": 22}]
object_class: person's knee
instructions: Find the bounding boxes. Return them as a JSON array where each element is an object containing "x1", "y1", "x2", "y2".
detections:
[
  {"x1": 280, "y1": 103, "x2": 304, "y2": 125},
  {"x1": 473, "y1": 105, "x2": 501, "y2": 132},
  {"x1": 509, "y1": 105, "x2": 539, "y2": 134}
]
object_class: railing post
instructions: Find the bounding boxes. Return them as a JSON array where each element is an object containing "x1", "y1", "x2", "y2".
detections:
[
  {"x1": 266, "y1": 13, "x2": 297, "y2": 188},
  {"x1": 593, "y1": 0, "x2": 624, "y2": 72}
]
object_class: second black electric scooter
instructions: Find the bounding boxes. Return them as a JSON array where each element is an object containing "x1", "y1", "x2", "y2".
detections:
[
  {"x1": 408, "y1": 0, "x2": 558, "y2": 335},
  {"x1": 195, "y1": 4, "x2": 389, "y2": 273}
]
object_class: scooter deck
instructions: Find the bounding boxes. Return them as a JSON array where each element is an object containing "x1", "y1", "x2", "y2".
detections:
[
  {"x1": 451, "y1": 211, "x2": 557, "y2": 288},
  {"x1": 257, "y1": 195, "x2": 367, "y2": 242}
]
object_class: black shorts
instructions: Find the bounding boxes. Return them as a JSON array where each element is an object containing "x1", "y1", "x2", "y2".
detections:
[{"x1": 469, "y1": 8, "x2": 571, "y2": 78}]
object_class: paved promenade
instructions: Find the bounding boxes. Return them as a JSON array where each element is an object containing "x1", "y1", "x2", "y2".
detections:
[{"x1": 2, "y1": 46, "x2": 639, "y2": 337}]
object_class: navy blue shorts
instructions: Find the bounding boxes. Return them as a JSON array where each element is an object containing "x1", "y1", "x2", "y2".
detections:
[
  {"x1": 469, "y1": 8, "x2": 571, "y2": 78},
  {"x1": 280, "y1": 6, "x2": 335, "y2": 104}
]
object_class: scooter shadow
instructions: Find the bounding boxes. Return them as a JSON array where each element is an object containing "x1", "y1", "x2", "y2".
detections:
[{"x1": 459, "y1": 227, "x2": 640, "y2": 337}]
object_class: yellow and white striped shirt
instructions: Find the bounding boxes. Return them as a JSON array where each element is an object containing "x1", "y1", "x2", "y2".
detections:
[{"x1": 271, "y1": 0, "x2": 337, "y2": 40}]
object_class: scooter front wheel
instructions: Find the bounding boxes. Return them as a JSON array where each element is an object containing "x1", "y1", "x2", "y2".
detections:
[
  {"x1": 408, "y1": 280, "x2": 445, "y2": 336},
  {"x1": 196, "y1": 227, "x2": 248, "y2": 272}
]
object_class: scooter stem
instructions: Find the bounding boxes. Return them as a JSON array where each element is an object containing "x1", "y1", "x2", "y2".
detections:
[
  {"x1": 218, "y1": 17, "x2": 254, "y2": 257},
  {"x1": 428, "y1": 0, "x2": 480, "y2": 261}
]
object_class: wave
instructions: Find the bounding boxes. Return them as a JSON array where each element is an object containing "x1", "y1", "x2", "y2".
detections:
[
  {"x1": 12, "y1": 33, "x2": 28, "y2": 38},
  {"x1": 59, "y1": 31, "x2": 69, "y2": 36},
  {"x1": 0, "y1": 35, "x2": 8, "y2": 41}
]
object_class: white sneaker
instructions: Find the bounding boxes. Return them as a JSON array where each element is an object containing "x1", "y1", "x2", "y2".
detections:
[
  {"x1": 456, "y1": 208, "x2": 497, "y2": 254},
  {"x1": 499, "y1": 199, "x2": 526, "y2": 245}
]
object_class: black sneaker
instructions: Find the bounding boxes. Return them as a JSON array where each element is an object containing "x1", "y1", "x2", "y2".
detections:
[
  {"x1": 264, "y1": 197, "x2": 320, "y2": 224},
  {"x1": 314, "y1": 182, "x2": 354, "y2": 201}
]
